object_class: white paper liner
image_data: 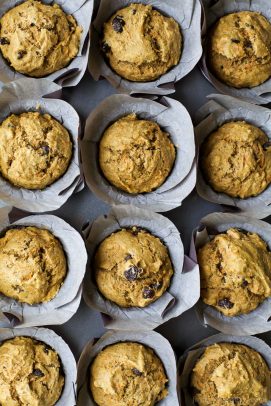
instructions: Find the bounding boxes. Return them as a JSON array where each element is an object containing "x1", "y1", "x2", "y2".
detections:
[
  {"x1": 195, "y1": 93, "x2": 271, "y2": 218},
  {"x1": 0, "y1": 77, "x2": 82, "y2": 212},
  {"x1": 77, "y1": 330, "x2": 179, "y2": 406},
  {"x1": 200, "y1": 0, "x2": 271, "y2": 104},
  {"x1": 178, "y1": 333, "x2": 271, "y2": 406},
  {"x1": 82, "y1": 94, "x2": 196, "y2": 212},
  {"x1": 0, "y1": 0, "x2": 93, "y2": 87},
  {"x1": 0, "y1": 212, "x2": 87, "y2": 329},
  {"x1": 189, "y1": 211, "x2": 271, "y2": 336},
  {"x1": 0, "y1": 327, "x2": 77, "y2": 406},
  {"x1": 89, "y1": 0, "x2": 202, "y2": 95},
  {"x1": 82, "y1": 205, "x2": 200, "y2": 330}
]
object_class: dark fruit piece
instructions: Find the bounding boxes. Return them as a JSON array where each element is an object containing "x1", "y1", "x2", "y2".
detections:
[
  {"x1": 125, "y1": 254, "x2": 132, "y2": 261},
  {"x1": 231, "y1": 39, "x2": 240, "y2": 43},
  {"x1": 112, "y1": 16, "x2": 125, "y2": 33},
  {"x1": 218, "y1": 298, "x2": 234, "y2": 309},
  {"x1": 241, "y1": 280, "x2": 248, "y2": 288},
  {"x1": 33, "y1": 369, "x2": 45, "y2": 377},
  {"x1": 0, "y1": 37, "x2": 9, "y2": 45},
  {"x1": 101, "y1": 42, "x2": 111, "y2": 53},
  {"x1": 143, "y1": 287, "x2": 155, "y2": 299},
  {"x1": 41, "y1": 145, "x2": 50, "y2": 155},
  {"x1": 124, "y1": 265, "x2": 141, "y2": 281},
  {"x1": 132, "y1": 368, "x2": 142, "y2": 376},
  {"x1": 150, "y1": 281, "x2": 163, "y2": 290},
  {"x1": 17, "y1": 50, "x2": 26, "y2": 59}
]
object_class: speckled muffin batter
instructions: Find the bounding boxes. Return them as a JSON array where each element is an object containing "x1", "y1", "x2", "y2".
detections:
[
  {"x1": 99, "y1": 114, "x2": 176, "y2": 194},
  {"x1": 0, "y1": 336, "x2": 64, "y2": 406},
  {"x1": 94, "y1": 227, "x2": 174, "y2": 308},
  {"x1": 102, "y1": 3, "x2": 182, "y2": 82},
  {"x1": 207, "y1": 11, "x2": 271, "y2": 88},
  {"x1": 90, "y1": 342, "x2": 168, "y2": 406},
  {"x1": 0, "y1": 226, "x2": 67, "y2": 305},
  {"x1": 0, "y1": 112, "x2": 73, "y2": 190},
  {"x1": 200, "y1": 121, "x2": 271, "y2": 199},
  {"x1": 191, "y1": 342, "x2": 271, "y2": 406},
  {"x1": 198, "y1": 228, "x2": 271, "y2": 317},
  {"x1": 0, "y1": 0, "x2": 82, "y2": 77}
]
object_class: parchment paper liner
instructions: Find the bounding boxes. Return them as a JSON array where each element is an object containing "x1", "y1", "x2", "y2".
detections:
[
  {"x1": 195, "y1": 93, "x2": 271, "y2": 218},
  {"x1": 178, "y1": 333, "x2": 271, "y2": 406},
  {"x1": 0, "y1": 212, "x2": 87, "y2": 328},
  {"x1": 89, "y1": 0, "x2": 202, "y2": 95},
  {"x1": 0, "y1": 0, "x2": 93, "y2": 87},
  {"x1": 189, "y1": 211, "x2": 271, "y2": 336},
  {"x1": 81, "y1": 94, "x2": 196, "y2": 212},
  {"x1": 77, "y1": 330, "x2": 179, "y2": 406},
  {"x1": 82, "y1": 205, "x2": 200, "y2": 330},
  {"x1": 0, "y1": 327, "x2": 77, "y2": 406},
  {"x1": 0, "y1": 77, "x2": 82, "y2": 212},
  {"x1": 200, "y1": 0, "x2": 271, "y2": 104}
]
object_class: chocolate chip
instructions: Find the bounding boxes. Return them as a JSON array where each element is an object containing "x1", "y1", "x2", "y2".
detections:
[
  {"x1": 101, "y1": 41, "x2": 111, "y2": 53},
  {"x1": 112, "y1": 15, "x2": 125, "y2": 33},
  {"x1": 231, "y1": 398, "x2": 240, "y2": 405},
  {"x1": 143, "y1": 287, "x2": 155, "y2": 299},
  {"x1": 241, "y1": 280, "x2": 248, "y2": 288},
  {"x1": 33, "y1": 369, "x2": 44, "y2": 377},
  {"x1": 17, "y1": 50, "x2": 26, "y2": 59},
  {"x1": 132, "y1": 9, "x2": 137, "y2": 14},
  {"x1": 0, "y1": 37, "x2": 9, "y2": 45},
  {"x1": 30, "y1": 22, "x2": 35, "y2": 27},
  {"x1": 132, "y1": 368, "x2": 142, "y2": 376},
  {"x1": 124, "y1": 265, "x2": 141, "y2": 281},
  {"x1": 125, "y1": 254, "x2": 132, "y2": 261},
  {"x1": 231, "y1": 39, "x2": 240, "y2": 43},
  {"x1": 218, "y1": 298, "x2": 234, "y2": 309},
  {"x1": 244, "y1": 39, "x2": 252, "y2": 48},
  {"x1": 41, "y1": 145, "x2": 50, "y2": 155}
]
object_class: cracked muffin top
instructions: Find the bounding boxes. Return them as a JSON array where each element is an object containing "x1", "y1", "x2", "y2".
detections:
[
  {"x1": 200, "y1": 121, "x2": 271, "y2": 199},
  {"x1": 102, "y1": 3, "x2": 182, "y2": 82},
  {"x1": 94, "y1": 227, "x2": 174, "y2": 308},
  {"x1": 0, "y1": 111, "x2": 73, "y2": 190},
  {"x1": 90, "y1": 342, "x2": 168, "y2": 406},
  {"x1": 197, "y1": 228, "x2": 271, "y2": 317},
  {"x1": 191, "y1": 342, "x2": 271, "y2": 406},
  {"x1": 99, "y1": 114, "x2": 176, "y2": 194},
  {"x1": 0, "y1": 226, "x2": 67, "y2": 305},
  {"x1": 0, "y1": 336, "x2": 64, "y2": 406},
  {"x1": 0, "y1": 0, "x2": 82, "y2": 77},
  {"x1": 207, "y1": 11, "x2": 271, "y2": 88}
]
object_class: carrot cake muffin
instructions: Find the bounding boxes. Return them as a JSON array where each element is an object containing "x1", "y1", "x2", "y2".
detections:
[
  {"x1": 90, "y1": 342, "x2": 168, "y2": 406},
  {"x1": 99, "y1": 114, "x2": 176, "y2": 194},
  {"x1": 0, "y1": 226, "x2": 67, "y2": 304},
  {"x1": 0, "y1": 112, "x2": 73, "y2": 190},
  {"x1": 0, "y1": 0, "x2": 82, "y2": 77},
  {"x1": 191, "y1": 342, "x2": 271, "y2": 406},
  {"x1": 102, "y1": 3, "x2": 182, "y2": 82},
  {"x1": 207, "y1": 11, "x2": 271, "y2": 88},
  {"x1": 200, "y1": 121, "x2": 271, "y2": 199},
  {"x1": 198, "y1": 228, "x2": 271, "y2": 317},
  {"x1": 94, "y1": 227, "x2": 174, "y2": 307}
]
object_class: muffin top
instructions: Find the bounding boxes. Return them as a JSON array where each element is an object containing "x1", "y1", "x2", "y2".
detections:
[
  {"x1": 90, "y1": 342, "x2": 168, "y2": 406},
  {"x1": 198, "y1": 228, "x2": 271, "y2": 317},
  {"x1": 0, "y1": 336, "x2": 64, "y2": 406},
  {"x1": 94, "y1": 227, "x2": 174, "y2": 308},
  {"x1": 102, "y1": 3, "x2": 182, "y2": 82},
  {"x1": 0, "y1": 0, "x2": 82, "y2": 77},
  {"x1": 0, "y1": 226, "x2": 67, "y2": 305},
  {"x1": 207, "y1": 11, "x2": 271, "y2": 88},
  {"x1": 191, "y1": 342, "x2": 271, "y2": 406},
  {"x1": 99, "y1": 114, "x2": 176, "y2": 194},
  {"x1": 0, "y1": 112, "x2": 73, "y2": 190},
  {"x1": 200, "y1": 121, "x2": 271, "y2": 199}
]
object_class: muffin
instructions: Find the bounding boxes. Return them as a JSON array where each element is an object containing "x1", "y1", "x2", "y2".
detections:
[
  {"x1": 90, "y1": 342, "x2": 168, "y2": 406},
  {"x1": 0, "y1": 226, "x2": 67, "y2": 305},
  {"x1": 207, "y1": 11, "x2": 271, "y2": 88},
  {"x1": 102, "y1": 3, "x2": 182, "y2": 82},
  {"x1": 200, "y1": 121, "x2": 271, "y2": 199},
  {"x1": 198, "y1": 228, "x2": 271, "y2": 317},
  {"x1": 0, "y1": 0, "x2": 82, "y2": 77},
  {"x1": 0, "y1": 112, "x2": 73, "y2": 190},
  {"x1": 0, "y1": 336, "x2": 64, "y2": 406},
  {"x1": 191, "y1": 342, "x2": 271, "y2": 406},
  {"x1": 94, "y1": 227, "x2": 174, "y2": 307},
  {"x1": 99, "y1": 114, "x2": 176, "y2": 194}
]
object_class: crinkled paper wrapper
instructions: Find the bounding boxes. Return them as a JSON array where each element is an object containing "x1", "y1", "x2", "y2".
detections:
[
  {"x1": 0, "y1": 212, "x2": 87, "y2": 329},
  {"x1": 89, "y1": 0, "x2": 202, "y2": 95},
  {"x1": 0, "y1": 327, "x2": 77, "y2": 406},
  {"x1": 195, "y1": 93, "x2": 271, "y2": 218},
  {"x1": 0, "y1": 78, "x2": 82, "y2": 212},
  {"x1": 82, "y1": 205, "x2": 200, "y2": 330},
  {"x1": 81, "y1": 94, "x2": 196, "y2": 212},
  {"x1": 190, "y1": 211, "x2": 271, "y2": 336},
  {"x1": 0, "y1": 0, "x2": 93, "y2": 87},
  {"x1": 200, "y1": 0, "x2": 271, "y2": 104},
  {"x1": 77, "y1": 330, "x2": 179, "y2": 406},
  {"x1": 178, "y1": 333, "x2": 271, "y2": 406}
]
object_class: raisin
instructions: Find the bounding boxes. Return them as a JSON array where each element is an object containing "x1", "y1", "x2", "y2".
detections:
[
  {"x1": 17, "y1": 50, "x2": 26, "y2": 59},
  {"x1": 125, "y1": 254, "x2": 132, "y2": 261},
  {"x1": 0, "y1": 37, "x2": 9, "y2": 45},
  {"x1": 112, "y1": 16, "x2": 125, "y2": 33},
  {"x1": 124, "y1": 266, "x2": 141, "y2": 281},
  {"x1": 218, "y1": 298, "x2": 234, "y2": 309},
  {"x1": 150, "y1": 281, "x2": 163, "y2": 290},
  {"x1": 143, "y1": 287, "x2": 155, "y2": 299},
  {"x1": 101, "y1": 41, "x2": 111, "y2": 53},
  {"x1": 132, "y1": 368, "x2": 142, "y2": 376},
  {"x1": 244, "y1": 39, "x2": 252, "y2": 48},
  {"x1": 231, "y1": 398, "x2": 240, "y2": 405},
  {"x1": 30, "y1": 22, "x2": 35, "y2": 27},
  {"x1": 41, "y1": 145, "x2": 50, "y2": 155},
  {"x1": 263, "y1": 141, "x2": 271, "y2": 150},
  {"x1": 132, "y1": 9, "x2": 137, "y2": 14},
  {"x1": 241, "y1": 280, "x2": 248, "y2": 288},
  {"x1": 33, "y1": 369, "x2": 44, "y2": 377},
  {"x1": 231, "y1": 39, "x2": 240, "y2": 43}
]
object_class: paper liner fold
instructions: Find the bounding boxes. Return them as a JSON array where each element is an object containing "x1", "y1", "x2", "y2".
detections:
[{"x1": 77, "y1": 330, "x2": 179, "y2": 406}]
